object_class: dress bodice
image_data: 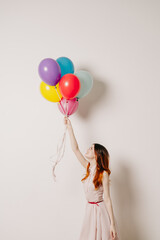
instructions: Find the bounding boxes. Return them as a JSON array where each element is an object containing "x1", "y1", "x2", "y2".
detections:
[{"x1": 82, "y1": 164, "x2": 104, "y2": 202}]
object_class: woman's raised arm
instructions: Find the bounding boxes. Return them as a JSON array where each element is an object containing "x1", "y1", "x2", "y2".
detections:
[{"x1": 64, "y1": 116, "x2": 88, "y2": 169}]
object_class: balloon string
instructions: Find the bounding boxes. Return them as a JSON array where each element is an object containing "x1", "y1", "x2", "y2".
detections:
[
  {"x1": 50, "y1": 88, "x2": 69, "y2": 182},
  {"x1": 54, "y1": 86, "x2": 65, "y2": 114},
  {"x1": 50, "y1": 125, "x2": 67, "y2": 182},
  {"x1": 54, "y1": 86, "x2": 61, "y2": 101},
  {"x1": 65, "y1": 99, "x2": 69, "y2": 117},
  {"x1": 50, "y1": 90, "x2": 76, "y2": 182},
  {"x1": 69, "y1": 98, "x2": 78, "y2": 116}
]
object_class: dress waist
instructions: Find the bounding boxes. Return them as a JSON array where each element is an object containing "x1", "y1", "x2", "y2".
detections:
[{"x1": 88, "y1": 200, "x2": 104, "y2": 206}]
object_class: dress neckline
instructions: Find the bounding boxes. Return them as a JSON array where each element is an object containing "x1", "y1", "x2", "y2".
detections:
[
  {"x1": 89, "y1": 164, "x2": 97, "y2": 173},
  {"x1": 90, "y1": 164, "x2": 96, "y2": 168}
]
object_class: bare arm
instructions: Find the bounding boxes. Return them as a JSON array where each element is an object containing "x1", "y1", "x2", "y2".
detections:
[
  {"x1": 102, "y1": 171, "x2": 116, "y2": 226},
  {"x1": 64, "y1": 116, "x2": 88, "y2": 169}
]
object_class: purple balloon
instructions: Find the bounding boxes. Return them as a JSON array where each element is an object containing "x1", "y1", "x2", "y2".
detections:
[{"x1": 38, "y1": 58, "x2": 61, "y2": 86}]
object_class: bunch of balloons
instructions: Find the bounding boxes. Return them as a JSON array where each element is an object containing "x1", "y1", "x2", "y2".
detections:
[{"x1": 38, "y1": 57, "x2": 93, "y2": 117}]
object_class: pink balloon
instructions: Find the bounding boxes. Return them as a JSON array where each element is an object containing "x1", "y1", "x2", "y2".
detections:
[{"x1": 58, "y1": 97, "x2": 79, "y2": 116}]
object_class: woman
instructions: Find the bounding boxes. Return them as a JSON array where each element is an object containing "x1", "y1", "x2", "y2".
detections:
[{"x1": 64, "y1": 116, "x2": 119, "y2": 240}]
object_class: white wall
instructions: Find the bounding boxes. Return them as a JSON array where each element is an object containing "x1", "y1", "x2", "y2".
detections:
[{"x1": 0, "y1": 0, "x2": 160, "y2": 239}]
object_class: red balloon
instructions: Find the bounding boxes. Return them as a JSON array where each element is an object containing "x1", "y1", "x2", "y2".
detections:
[{"x1": 59, "y1": 73, "x2": 81, "y2": 99}]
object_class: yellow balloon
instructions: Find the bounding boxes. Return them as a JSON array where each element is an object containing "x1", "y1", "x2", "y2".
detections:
[{"x1": 40, "y1": 82, "x2": 62, "y2": 102}]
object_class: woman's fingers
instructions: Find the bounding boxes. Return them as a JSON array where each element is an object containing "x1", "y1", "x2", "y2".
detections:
[
  {"x1": 64, "y1": 117, "x2": 67, "y2": 124},
  {"x1": 64, "y1": 116, "x2": 69, "y2": 125}
]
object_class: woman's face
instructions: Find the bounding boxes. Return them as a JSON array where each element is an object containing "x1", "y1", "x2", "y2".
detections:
[{"x1": 84, "y1": 144, "x2": 96, "y2": 161}]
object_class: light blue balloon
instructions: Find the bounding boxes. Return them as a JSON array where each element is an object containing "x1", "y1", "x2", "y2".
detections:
[
  {"x1": 75, "y1": 70, "x2": 93, "y2": 99},
  {"x1": 56, "y1": 57, "x2": 74, "y2": 77}
]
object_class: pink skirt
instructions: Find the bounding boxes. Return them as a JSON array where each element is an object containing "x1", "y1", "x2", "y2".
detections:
[{"x1": 78, "y1": 200, "x2": 119, "y2": 240}]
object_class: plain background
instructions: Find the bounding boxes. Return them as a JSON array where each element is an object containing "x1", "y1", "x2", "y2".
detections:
[{"x1": 0, "y1": 0, "x2": 160, "y2": 239}]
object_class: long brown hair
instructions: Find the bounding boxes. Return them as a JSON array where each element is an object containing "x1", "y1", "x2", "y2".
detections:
[{"x1": 81, "y1": 143, "x2": 111, "y2": 189}]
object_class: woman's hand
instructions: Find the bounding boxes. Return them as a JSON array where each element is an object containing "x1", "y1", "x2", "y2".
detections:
[
  {"x1": 64, "y1": 116, "x2": 78, "y2": 150},
  {"x1": 110, "y1": 224, "x2": 117, "y2": 239},
  {"x1": 64, "y1": 116, "x2": 72, "y2": 129}
]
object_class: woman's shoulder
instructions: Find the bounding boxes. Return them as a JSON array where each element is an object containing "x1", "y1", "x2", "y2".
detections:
[{"x1": 102, "y1": 170, "x2": 109, "y2": 179}]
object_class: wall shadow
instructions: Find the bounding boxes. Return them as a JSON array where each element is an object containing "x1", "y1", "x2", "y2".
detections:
[
  {"x1": 112, "y1": 161, "x2": 144, "y2": 240},
  {"x1": 75, "y1": 69, "x2": 108, "y2": 118}
]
